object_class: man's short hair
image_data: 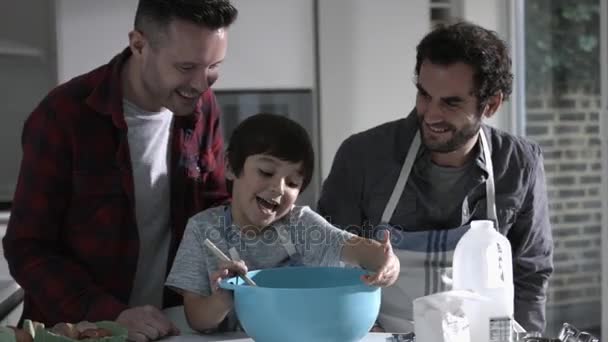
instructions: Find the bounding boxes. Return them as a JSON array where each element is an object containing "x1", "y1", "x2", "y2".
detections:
[
  {"x1": 135, "y1": 0, "x2": 238, "y2": 45},
  {"x1": 415, "y1": 22, "x2": 513, "y2": 109}
]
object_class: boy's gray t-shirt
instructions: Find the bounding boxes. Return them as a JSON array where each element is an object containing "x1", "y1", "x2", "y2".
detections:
[{"x1": 166, "y1": 205, "x2": 356, "y2": 297}]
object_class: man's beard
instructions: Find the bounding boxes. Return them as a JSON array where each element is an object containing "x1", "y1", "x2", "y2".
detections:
[{"x1": 418, "y1": 115, "x2": 482, "y2": 153}]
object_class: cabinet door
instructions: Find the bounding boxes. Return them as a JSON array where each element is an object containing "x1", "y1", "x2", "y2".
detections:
[{"x1": 0, "y1": 1, "x2": 57, "y2": 202}]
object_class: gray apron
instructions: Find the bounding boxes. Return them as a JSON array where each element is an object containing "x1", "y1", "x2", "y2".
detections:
[
  {"x1": 275, "y1": 224, "x2": 306, "y2": 266},
  {"x1": 377, "y1": 128, "x2": 497, "y2": 333}
]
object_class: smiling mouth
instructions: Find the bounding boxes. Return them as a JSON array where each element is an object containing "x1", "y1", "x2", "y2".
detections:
[
  {"x1": 176, "y1": 90, "x2": 199, "y2": 100},
  {"x1": 425, "y1": 123, "x2": 451, "y2": 134},
  {"x1": 256, "y1": 196, "x2": 279, "y2": 213}
]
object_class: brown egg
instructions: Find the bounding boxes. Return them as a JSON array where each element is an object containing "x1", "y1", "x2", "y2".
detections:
[
  {"x1": 95, "y1": 328, "x2": 113, "y2": 338},
  {"x1": 50, "y1": 322, "x2": 80, "y2": 340},
  {"x1": 74, "y1": 321, "x2": 97, "y2": 332},
  {"x1": 79, "y1": 328, "x2": 113, "y2": 339}
]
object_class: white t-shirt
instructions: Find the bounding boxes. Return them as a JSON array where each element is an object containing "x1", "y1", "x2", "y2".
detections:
[{"x1": 123, "y1": 99, "x2": 173, "y2": 308}]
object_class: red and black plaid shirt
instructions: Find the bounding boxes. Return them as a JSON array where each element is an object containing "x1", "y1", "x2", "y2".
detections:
[{"x1": 3, "y1": 48, "x2": 230, "y2": 325}]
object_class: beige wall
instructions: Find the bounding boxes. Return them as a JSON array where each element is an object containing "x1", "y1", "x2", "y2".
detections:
[
  {"x1": 55, "y1": 0, "x2": 137, "y2": 83},
  {"x1": 317, "y1": 0, "x2": 429, "y2": 179},
  {"x1": 214, "y1": 0, "x2": 315, "y2": 90}
]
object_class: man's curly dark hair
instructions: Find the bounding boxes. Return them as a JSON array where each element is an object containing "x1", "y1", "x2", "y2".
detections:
[{"x1": 415, "y1": 22, "x2": 513, "y2": 111}]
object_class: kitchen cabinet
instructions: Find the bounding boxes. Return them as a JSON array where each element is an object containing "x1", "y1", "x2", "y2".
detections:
[
  {"x1": 0, "y1": 1, "x2": 57, "y2": 202},
  {"x1": 0, "y1": 40, "x2": 45, "y2": 59}
]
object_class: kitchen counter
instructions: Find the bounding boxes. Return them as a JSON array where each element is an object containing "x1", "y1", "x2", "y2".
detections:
[
  {"x1": 162, "y1": 332, "x2": 395, "y2": 341},
  {"x1": 0, "y1": 280, "x2": 21, "y2": 321},
  {"x1": 162, "y1": 307, "x2": 405, "y2": 342},
  {"x1": 0, "y1": 213, "x2": 23, "y2": 324}
]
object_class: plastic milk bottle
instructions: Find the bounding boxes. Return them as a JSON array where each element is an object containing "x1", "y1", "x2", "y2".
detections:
[{"x1": 452, "y1": 220, "x2": 515, "y2": 342}]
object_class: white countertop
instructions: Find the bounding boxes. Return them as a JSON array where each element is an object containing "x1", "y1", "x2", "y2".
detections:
[
  {"x1": 0, "y1": 212, "x2": 23, "y2": 325},
  {"x1": 0, "y1": 280, "x2": 19, "y2": 301},
  {"x1": 0, "y1": 215, "x2": 11, "y2": 282},
  {"x1": 162, "y1": 307, "x2": 401, "y2": 342},
  {"x1": 162, "y1": 332, "x2": 394, "y2": 342},
  {"x1": 0, "y1": 217, "x2": 18, "y2": 289}
]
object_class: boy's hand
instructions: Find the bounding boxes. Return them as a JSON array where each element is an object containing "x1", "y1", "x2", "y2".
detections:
[
  {"x1": 210, "y1": 260, "x2": 249, "y2": 304},
  {"x1": 183, "y1": 259, "x2": 248, "y2": 333},
  {"x1": 361, "y1": 231, "x2": 400, "y2": 287}
]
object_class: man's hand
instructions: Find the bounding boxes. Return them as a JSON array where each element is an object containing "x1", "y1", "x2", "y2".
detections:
[
  {"x1": 361, "y1": 231, "x2": 400, "y2": 287},
  {"x1": 116, "y1": 305, "x2": 179, "y2": 342}
]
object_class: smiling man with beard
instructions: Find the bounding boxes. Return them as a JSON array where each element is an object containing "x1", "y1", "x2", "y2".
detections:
[
  {"x1": 318, "y1": 22, "x2": 554, "y2": 335},
  {"x1": 4, "y1": 1, "x2": 237, "y2": 341}
]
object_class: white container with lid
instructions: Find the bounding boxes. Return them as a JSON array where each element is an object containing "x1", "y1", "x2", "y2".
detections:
[{"x1": 452, "y1": 220, "x2": 514, "y2": 342}]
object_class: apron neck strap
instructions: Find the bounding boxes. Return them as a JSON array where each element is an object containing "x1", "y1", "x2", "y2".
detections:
[
  {"x1": 478, "y1": 128, "x2": 498, "y2": 223},
  {"x1": 380, "y1": 128, "x2": 497, "y2": 225},
  {"x1": 276, "y1": 225, "x2": 298, "y2": 257},
  {"x1": 381, "y1": 131, "x2": 421, "y2": 224}
]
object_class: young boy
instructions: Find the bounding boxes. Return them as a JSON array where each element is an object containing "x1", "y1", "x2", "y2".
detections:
[{"x1": 165, "y1": 113, "x2": 400, "y2": 332}]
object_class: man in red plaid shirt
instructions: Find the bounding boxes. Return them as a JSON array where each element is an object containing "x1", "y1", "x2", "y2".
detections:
[{"x1": 3, "y1": 1, "x2": 237, "y2": 340}]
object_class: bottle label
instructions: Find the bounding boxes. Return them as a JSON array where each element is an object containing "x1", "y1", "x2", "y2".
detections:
[
  {"x1": 489, "y1": 317, "x2": 513, "y2": 342},
  {"x1": 486, "y1": 242, "x2": 506, "y2": 288}
]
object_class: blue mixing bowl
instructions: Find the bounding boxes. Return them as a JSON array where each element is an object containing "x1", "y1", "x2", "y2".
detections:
[{"x1": 220, "y1": 266, "x2": 381, "y2": 342}]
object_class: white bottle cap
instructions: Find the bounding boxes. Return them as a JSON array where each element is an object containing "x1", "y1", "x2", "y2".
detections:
[{"x1": 470, "y1": 220, "x2": 494, "y2": 230}]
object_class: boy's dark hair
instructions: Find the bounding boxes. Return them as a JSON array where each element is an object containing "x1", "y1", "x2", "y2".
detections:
[
  {"x1": 226, "y1": 113, "x2": 315, "y2": 193},
  {"x1": 135, "y1": 0, "x2": 238, "y2": 46},
  {"x1": 415, "y1": 22, "x2": 513, "y2": 111}
]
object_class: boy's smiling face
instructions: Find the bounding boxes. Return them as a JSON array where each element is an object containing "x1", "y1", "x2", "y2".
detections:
[{"x1": 228, "y1": 154, "x2": 304, "y2": 230}]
